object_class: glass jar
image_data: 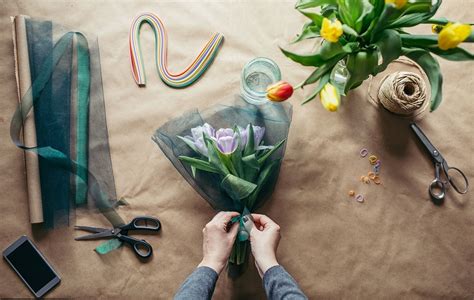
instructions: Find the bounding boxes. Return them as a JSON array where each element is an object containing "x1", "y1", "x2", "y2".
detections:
[{"x1": 241, "y1": 57, "x2": 281, "y2": 105}]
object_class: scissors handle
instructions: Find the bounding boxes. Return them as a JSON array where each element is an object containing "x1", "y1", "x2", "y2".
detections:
[
  {"x1": 120, "y1": 216, "x2": 161, "y2": 232},
  {"x1": 446, "y1": 166, "x2": 469, "y2": 194},
  {"x1": 429, "y1": 178, "x2": 446, "y2": 202},
  {"x1": 118, "y1": 234, "x2": 153, "y2": 258}
]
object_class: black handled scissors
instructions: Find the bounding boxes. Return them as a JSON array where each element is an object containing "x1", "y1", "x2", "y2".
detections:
[
  {"x1": 410, "y1": 123, "x2": 469, "y2": 203},
  {"x1": 75, "y1": 216, "x2": 161, "y2": 258}
]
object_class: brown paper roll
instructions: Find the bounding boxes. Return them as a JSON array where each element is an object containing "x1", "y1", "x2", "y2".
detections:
[{"x1": 12, "y1": 15, "x2": 44, "y2": 224}]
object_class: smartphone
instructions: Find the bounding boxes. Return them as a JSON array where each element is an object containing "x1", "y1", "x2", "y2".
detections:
[{"x1": 3, "y1": 235, "x2": 61, "y2": 298}]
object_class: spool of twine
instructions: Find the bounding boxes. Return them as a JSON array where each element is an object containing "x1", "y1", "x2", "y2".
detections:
[
  {"x1": 377, "y1": 71, "x2": 429, "y2": 117},
  {"x1": 367, "y1": 58, "x2": 431, "y2": 120}
]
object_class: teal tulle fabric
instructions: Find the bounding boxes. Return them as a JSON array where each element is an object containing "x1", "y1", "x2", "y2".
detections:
[
  {"x1": 153, "y1": 96, "x2": 292, "y2": 213},
  {"x1": 11, "y1": 17, "x2": 123, "y2": 228},
  {"x1": 153, "y1": 96, "x2": 291, "y2": 274}
]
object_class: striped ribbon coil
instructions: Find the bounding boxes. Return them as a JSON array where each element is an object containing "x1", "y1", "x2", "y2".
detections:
[{"x1": 129, "y1": 12, "x2": 224, "y2": 88}]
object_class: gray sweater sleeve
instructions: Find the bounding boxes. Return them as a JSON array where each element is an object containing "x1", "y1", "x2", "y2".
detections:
[
  {"x1": 263, "y1": 265, "x2": 308, "y2": 300},
  {"x1": 174, "y1": 266, "x2": 218, "y2": 300}
]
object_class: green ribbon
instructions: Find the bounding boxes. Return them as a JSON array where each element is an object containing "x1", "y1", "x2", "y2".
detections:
[
  {"x1": 230, "y1": 207, "x2": 253, "y2": 242},
  {"x1": 95, "y1": 238, "x2": 123, "y2": 255},
  {"x1": 10, "y1": 31, "x2": 125, "y2": 228},
  {"x1": 74, "y1": 36, "x2": 91, "y2": 205}
]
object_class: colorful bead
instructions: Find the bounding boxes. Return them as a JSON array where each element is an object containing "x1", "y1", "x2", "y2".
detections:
[
  {"x1": 373, "y1": 165, "x2": 380, "y2": 174},
  {"x1": 348, "y1": 190, "x2": 355, "y2": 197},
  {"x1": 368, "y1": 155, "x2": 378, "y2": 165},
  {"x1": 373, "y1": 176, "x2": 381, "y2": 185},
  {"x1": 360, "y1": 148, "x2": 368, "y2": 157},
  {"x1": 356, "y1": 194, "x2": 364, "y2": 203}
]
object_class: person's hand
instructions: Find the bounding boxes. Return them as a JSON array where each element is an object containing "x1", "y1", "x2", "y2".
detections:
[
  {"x1": 248, "y1": 213, "x2": 281, "y2": 278},
  {"x1": 198, "y1": 211, "x2": 240, "y2": 274}
]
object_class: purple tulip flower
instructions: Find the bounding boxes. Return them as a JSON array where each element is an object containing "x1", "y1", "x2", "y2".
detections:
[
  {"x1": 238, "y1": 125, "x2": 266, "y2": 149},
  {"x1": 182, "y1": 123, "x2": 268, "y2": 157},
  {"x1": 215, "y1": 128, "x2": 239, "y2": 154},
  {"x1": 182, "y1": 123, "x2": 216, "y2": 157}
]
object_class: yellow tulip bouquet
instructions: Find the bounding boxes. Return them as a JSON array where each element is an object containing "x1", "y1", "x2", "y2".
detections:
[{"x1": 282, "y1": 0, "x2": 474, "y2": 112}]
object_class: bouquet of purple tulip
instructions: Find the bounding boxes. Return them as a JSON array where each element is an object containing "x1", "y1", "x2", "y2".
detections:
[
  {"x1": 178, "y1": 123, "x2": 285, "y2": 264},
  {"x1": 152, "y1": 97, "x2": 292, "y2": 274}
]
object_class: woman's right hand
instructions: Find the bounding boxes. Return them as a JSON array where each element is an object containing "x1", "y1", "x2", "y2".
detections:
[{"x1": 248, "y1": 213, "x2": 281, "y2": 278}]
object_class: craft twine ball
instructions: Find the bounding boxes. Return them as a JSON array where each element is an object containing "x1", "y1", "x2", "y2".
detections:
[
  {"x1": 378, "y1": 71, "x2": 429, "y2": 116},
  {"x1": 368, "y1": 58, "x2": 431, "y2": 120}
]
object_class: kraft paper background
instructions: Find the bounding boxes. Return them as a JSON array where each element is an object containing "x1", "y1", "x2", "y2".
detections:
[{"x1": 0, "y1": 0, "x2": 473, "y2": 298}]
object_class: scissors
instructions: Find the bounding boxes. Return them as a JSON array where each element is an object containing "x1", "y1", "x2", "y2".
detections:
[
  {"x1": 75, "y1": 216, "x2": 161, "y2": 258},
  {"x1": 410, "y1": 123, "x2": 469, "y2": 203}
]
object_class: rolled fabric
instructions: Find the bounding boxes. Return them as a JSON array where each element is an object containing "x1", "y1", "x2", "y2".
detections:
[
  {"x1": 12, "y1": 15, "x2": 43, "y2": 224},
  {"x1": 10, "y1": 16, "x2": 122, "y2": 229}
]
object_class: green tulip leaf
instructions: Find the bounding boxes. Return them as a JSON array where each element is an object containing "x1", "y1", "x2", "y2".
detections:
[
  {"x1": 400, "y1": 34, "x2": 438, "y2": 47},
  {"x1": 319, "y1": 41, "x2": 346, "y2": 60},
  {"x1": 292, "y1": 22, "x2": 321, "y2": 43},
  {"x1": 282, "y1": 40, "x2": 354, "y2": 68},
  {"x1": 342, "y1": 24, "x2": 359, "y2": 37},
  {"x1": 427, "y1": 46, "x2": 474, "y2": 61},
  {"x1": 246, "y1": 159, "x2": 281, "y2": 210},
  {"x1": 302, "y1": 72, "x2": 330, "y2": 104},
  {"x1": 466, "y1": 31, "x2": 474, "y2": 42},
  {"x1": 337, "y1": 0, "x2": 373, "y2": 33},
  {"x1": 243, "y1": 124, "x2": 255, "y2": 156},
  {"x1": 321, "y1": 4, "x2": 338, "y2": 18},
  {"x1": 360, "y1": 0, "x2": 385, "y2": 39},
  {"x1": 300, "y1": 54, "x2": 345, "y2": 87},
  {"x1": 242, "y1": 154, "x2": 260, "y2": 182},
  {"x1": 178, "y1": 156, "x2": 220, "y2": 174},
  {"x1": 280, "y1": 47, "x2": 327, "y2": 67},
  {"x1": 257, "y1": 139, "x2": 286, "y2": 166},
  {"x1": 374, "y1": 29, "x2": 402, "y2": 73},
  {"x1": 177, "y1": 136, "x2": 199, "y2": 154},
  {"x1": 403, "y1": 47, "x2": 443, "y2": 111},
  {"x1": 423, "y1": 17, "x2": 449, "y2": 25},
  {"x1": 387, "y1": 0, "x2": 442, "y2": 28},
  {"x1": 231, "y1": 135, "x2": 244, "y2": 178},
  {"x1": 295, "y1": 0, "x2": 337, "y2": 9},
  {"x1": 221, "y1": 174, "x2": 257, "y2": 201},
  {"x1": 400, "y1": 34, "x2": 474, "y2": 61},
  {"x1": 204, "y1": 135, "x2": 230, "y2": 175},
  {"x1": 299, "y1": 10, "x2": 324, "y2": 26}
]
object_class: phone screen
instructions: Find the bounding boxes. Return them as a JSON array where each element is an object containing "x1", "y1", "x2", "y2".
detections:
[{"x1": 5, "y1": 239, "x2": 57, "y2": 293}]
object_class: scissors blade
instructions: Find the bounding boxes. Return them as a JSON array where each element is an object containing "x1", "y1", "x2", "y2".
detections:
[
  {"x1": 75, "y1": 230, "x2": 115, "y2": 240},
  {"x1": 410, "y1": 123, "x2": 443, "y2": 163},
  {"x1": 74, "y1": 225, "x2": 108, "y2": 233}
]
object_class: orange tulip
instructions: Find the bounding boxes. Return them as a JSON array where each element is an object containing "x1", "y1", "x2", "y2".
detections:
[{"x1": 266, "y1": 81, "x2": 294, "y2": 102}]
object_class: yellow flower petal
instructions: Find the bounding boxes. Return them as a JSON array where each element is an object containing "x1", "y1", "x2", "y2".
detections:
[
  {"x1": 320, "y1": 83, "x2": 340, "y2": 112},
  {"x1": 320, "y1": 18, "x2": 343, "y2": 43},
  {"x1": 438, "y1": 23, "x2": 471, "y2": 50},
  {"x1": 385, "y1": 0, "x2": 407, "y2": 9}
]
